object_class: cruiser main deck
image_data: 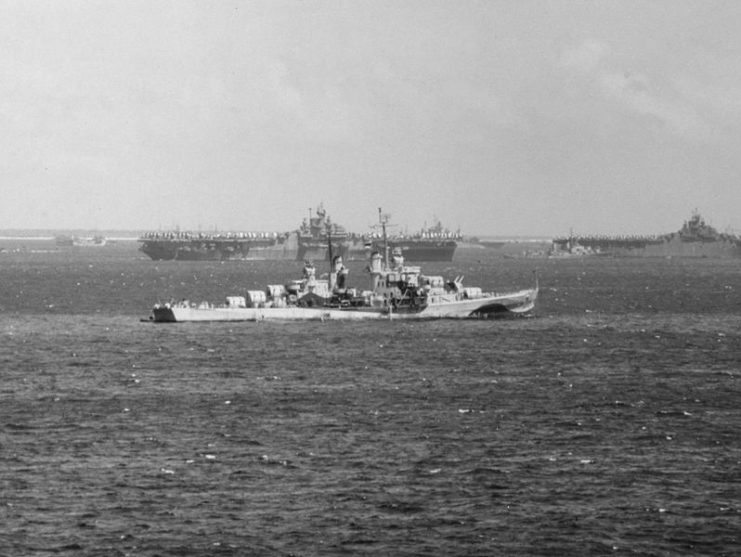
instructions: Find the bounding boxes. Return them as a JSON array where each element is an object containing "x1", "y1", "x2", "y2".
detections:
[{"x1": 150, "y1": 247, "x2": 536, "y2": 323}]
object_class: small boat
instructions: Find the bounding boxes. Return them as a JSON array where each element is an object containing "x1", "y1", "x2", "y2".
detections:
[
  {"x1": 149, "y1": 244, "x2": 538, "y2": 323},
  {"x1": 56, "y1": 234, "x2": 107, "y2": 247}
]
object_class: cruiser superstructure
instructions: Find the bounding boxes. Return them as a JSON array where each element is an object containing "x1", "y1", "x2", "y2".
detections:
[{"x1": 150, "y1": 250, "x2": 537, "y2": 322}]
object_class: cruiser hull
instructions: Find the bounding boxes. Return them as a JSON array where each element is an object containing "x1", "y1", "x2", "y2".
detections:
[{"x1": 152, "y1": 288, "x2": 537, "y2": 323}]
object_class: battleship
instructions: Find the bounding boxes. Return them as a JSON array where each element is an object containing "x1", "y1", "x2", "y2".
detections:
[
  {"x1": 551, "y1": 211, "x2": 741, "y2": 258},
  {"x1": 150, "y1": 241, "x2": 537, "y2": 323}
]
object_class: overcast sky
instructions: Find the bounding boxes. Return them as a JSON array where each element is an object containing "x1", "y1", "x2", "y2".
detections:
[{"x1": 2, "y1": 0, "x2": 741, "y2": 236}]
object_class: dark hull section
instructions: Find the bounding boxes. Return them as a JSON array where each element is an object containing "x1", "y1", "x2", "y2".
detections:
[
  {"x1": 297, "y1": 241, "x2": 350, "y2": 262},
  {"x1": 140, "y1": 236, "x2": 356, "y2": 262},
  {"x1": 553, "y1": 235, "x2": 741, "y2": 258},
  {"x1": 633, "y1": 237, "x2": 741, "y2": 258},
  {"x1": 345, "y1": 240, "x2": 457, "y2": 262},
  {"x1": 139, "y1": 233, "x2": 299, "y2": 261},
  {"x1": 298, "y1": 239, "x2": 456, "y2": 262},
  {"x1": 140, "y1": 241, "x2": 237, "y2": 261},
  {"x1": 140, "y1": 239, "x2": 457, "y2": 263},
  {"x1": 387, "y1": 240, "x2": 457, "y2": 262}
]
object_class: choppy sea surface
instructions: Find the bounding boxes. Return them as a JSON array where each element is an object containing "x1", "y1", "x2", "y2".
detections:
[{"x1": 1, "y1": 241, "x2": 740, "y2": 556}]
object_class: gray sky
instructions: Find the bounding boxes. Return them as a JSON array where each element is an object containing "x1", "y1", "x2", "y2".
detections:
[{"x1": 2, "y1": 0, "x2": 741, "y2": 236}]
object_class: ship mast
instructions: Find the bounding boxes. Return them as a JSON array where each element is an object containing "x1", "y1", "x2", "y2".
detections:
[
  {"x1": 378, "y1": 207, "x2": 390, "y2": 269},
  {"x1": 326, "y1": 220, "x2": 333, "y2": 268}
]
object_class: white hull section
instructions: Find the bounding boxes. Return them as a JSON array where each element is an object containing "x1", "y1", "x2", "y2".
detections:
[{"x1": 152, "y1": 288, "x2": 537, "y2": 323}]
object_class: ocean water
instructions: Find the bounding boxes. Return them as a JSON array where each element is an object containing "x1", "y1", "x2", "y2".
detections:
[{"x1": 1, "y1": 243, "x2": 740, "y2": 556}]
